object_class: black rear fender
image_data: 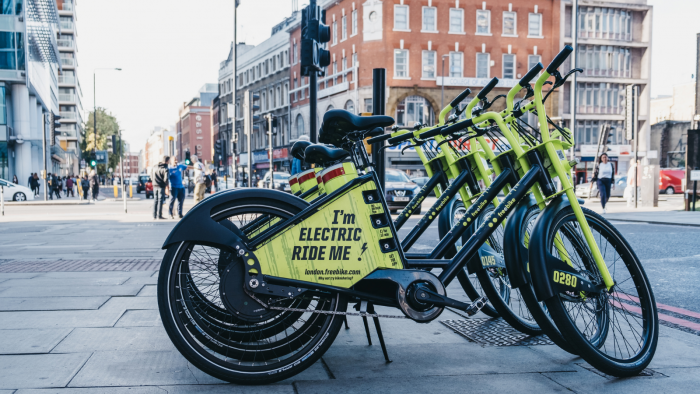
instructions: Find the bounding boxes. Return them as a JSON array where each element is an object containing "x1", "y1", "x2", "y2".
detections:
[
  {"x1": 161, "y1": 188, "x2": 308, "y2": 249},
  {"x1": 502, "y1": 194, "x2": 538, "y2": 289}
]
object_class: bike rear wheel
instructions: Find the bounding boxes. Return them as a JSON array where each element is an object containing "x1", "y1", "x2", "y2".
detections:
[
  {"x1": 543, "y1": 206, "x2": 658, "y2": 377},
  {"x1": 158, "y1": 198, "x2": 347, "y2": 384}
]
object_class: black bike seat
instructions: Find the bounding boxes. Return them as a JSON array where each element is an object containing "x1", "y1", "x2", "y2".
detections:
[
  {"x1": 291, "y1": 140, "x2": 312, "y2": 161},
  {"x1": 304, "y1": 144, "x2": 350, "y2": 166},
  {"x1": 320, "y1": 109, "x2": 394, "y2": 145}
]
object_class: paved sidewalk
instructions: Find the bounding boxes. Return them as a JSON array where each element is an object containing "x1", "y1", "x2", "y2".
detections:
[{"x1": 0, "y1": 264, "x2": 699, "y2": 393}]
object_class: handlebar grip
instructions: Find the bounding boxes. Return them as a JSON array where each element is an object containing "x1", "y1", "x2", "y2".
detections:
[
  {"x1": 519, "y1": 62, "x2": 544, "y2": 86},
  {"x1": 477, "y1": 78, "x2": 499, "y2": 100},
  {"x1": 366, "y1": 133, "x2": 392, "y2": 144},
  {"x1": 418, "y1": 126, "x2": 445, "y2": 140},
  {"x1": 387, "y1": 132, "x2": 416, "y2": 145},
  {"x1": 546, "y1": 45, "x2": 573, "y2": 74},
  {"x1": 449, "y1": 88, "x2": 471, "y2": 108},
  {"x1": 440, "y1": 119, "x2": 474, "y2": 136}
]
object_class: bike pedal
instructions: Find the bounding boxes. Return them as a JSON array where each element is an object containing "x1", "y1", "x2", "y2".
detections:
[{"x1": 464, "y1": 296, "x2": 488, "y2": 316}]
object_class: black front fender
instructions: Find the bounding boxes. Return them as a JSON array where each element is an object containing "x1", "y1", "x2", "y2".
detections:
[
  {"x1": 502, "y1": 194, "x2": 538, "y2": 289},
  {"x1": 527, "y1": 195, "x2": 572, "y2": 301},
  {"x1": 161, "y1": 188, "x2": 308, "y2": 249}
]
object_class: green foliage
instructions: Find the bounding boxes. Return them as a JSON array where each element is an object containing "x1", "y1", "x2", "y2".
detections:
[{"x1": 81, "y1": 107, "x2": 124, "y2": 175}]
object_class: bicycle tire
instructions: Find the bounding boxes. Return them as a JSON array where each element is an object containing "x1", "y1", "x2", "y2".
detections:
[{"x1": 542, "y1": 206, "x2": 658, "y2": 377}]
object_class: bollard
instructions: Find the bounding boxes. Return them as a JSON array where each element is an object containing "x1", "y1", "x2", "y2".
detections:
[
  {"x1": 1, "y1": 185, "x2": 4, "y2": 216},
  {"x1": 113, "y1": 184, "x2": 118, "y2": 198},
  {"x1": 129, "y1": 185, "x2": 133, "y2": 198}
]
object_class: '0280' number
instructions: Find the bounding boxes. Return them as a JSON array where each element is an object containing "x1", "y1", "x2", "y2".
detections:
[{"x1": 553, "y1": 271, "x2": 577, "y2": 288}]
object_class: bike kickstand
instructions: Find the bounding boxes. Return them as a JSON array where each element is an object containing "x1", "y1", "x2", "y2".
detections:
[
  {"x1": 357, "y1": 300, "x2": 372, "y2": 346},
  {"x1": 343, "y1": 316, "x2": 350, "y2": 330},
  {"x1": 368, "y1": 303, "x2": 392, "y2": 363}
]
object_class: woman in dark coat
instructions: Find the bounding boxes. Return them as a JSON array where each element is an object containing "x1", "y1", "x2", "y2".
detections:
[{"x1": 590, "y1": 153, "x2": 615, "y2": 213}]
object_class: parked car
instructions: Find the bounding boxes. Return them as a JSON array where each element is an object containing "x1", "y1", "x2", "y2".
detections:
[
  {"x1": 659, "y1": 168, "x2": 684, "y2": 194},
  {"x1": 0, "y1": 178, "x2": 35, "y2": 201},
  {"x1": 137, "y1": 174, "x2": 150, "y2": 193},
  {"x1": 410, "y1": 176, "x2": 436, "y2": 196},
  {"x1": 259, "y1": 172, "x2": 292, "y2": 192},
  {"x1": 385, "y1": 169, "x2": 421, "y2": 214},
  {"x1": 144, "y1": 179, "x2": 154, "y2": 199},
  {"x1": 575, "y1": 176, "x2": 627, "y2": 199}
]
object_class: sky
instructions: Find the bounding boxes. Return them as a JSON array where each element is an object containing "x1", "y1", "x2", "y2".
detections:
[
  {"x1": 77, "y1": 0, "x2": 297, "y2": 152},
  {"x1": 76, "y1": 0, "x2": 698, "y2": 152}
]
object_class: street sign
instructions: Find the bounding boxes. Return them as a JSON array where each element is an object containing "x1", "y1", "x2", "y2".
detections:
[
  {"x1": 95, "y1": 150, "x2": 108, "y2": 164},
  {"x1": 80, "y1": 159, "x2": 86, "y2": 169},
  {"x1": 691, "y1": 170, "x2": 700, "y2": 181}
]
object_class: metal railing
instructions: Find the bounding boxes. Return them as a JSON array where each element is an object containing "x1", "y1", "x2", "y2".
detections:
[
  {"x1": 60, "y1": 1, "x2": 74, "y2": 11},
  {"x1": 60, "y1": 21, "x2": 73, "y2": 30},
  {"x1": 60, "y1": 58, "x2": 75, "y2": 67},
  {"x1": 58, "y1": 76, "x2": 75, "y2": 84},
  {"x1": 60, "y1": 111, "x2": 77, "y2": 120},
  {"x1": 59, "y1": 94, "x2": 76, "y2": 102},
  {"x1": 57, "y1": 39, "x2": 74, "y2": 48}
]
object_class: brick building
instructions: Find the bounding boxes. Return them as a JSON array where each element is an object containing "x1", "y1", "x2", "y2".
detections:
[
  {"x1": 177, "y1": 84, "x2": 217, "y2": 163},
  {"x1": 116, "y1": 152, "x2": 140, "y2": 177},
  {"x1": 289, "y1": 0, "x2": 561, "y2": 173}
]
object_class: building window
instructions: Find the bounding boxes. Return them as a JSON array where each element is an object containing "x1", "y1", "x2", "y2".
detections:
[
  {"x1": 395, "y1": 95, "x2": 434, "y2": 127},
  {"x1": 422, "y1": 6, "x2": 436, "y2": 32},
  {"x1": 503, "y1": 11, "x2": 516, "y2": 36},
  {"x1": 449, "y1": 8, "x2": 464, "y2": 33},
  {"x1": 476, "y1": 10, "x2": 490, "y2": 34},
  {"x1": 295, "y1": 114, "x2": 304, "y2": 139},
  {"x1": 394, "y1": 49, "x2": 408, "y2": 78},
  {"x1": 528, "y1": 12, "x2": 542, "y2": 37},
  {"x1": 394, "y1": 5, "x2": 409, "y2": 30},
  {"x1": 503, "y1": 54, "x2": 515, "y2": 79},
  {"x1": 341, "y1": 15, "x2": 347, "y2": 40},
  {"x1": 527, "y1": 55, "x2": 542, "y2": 72},
  {"x1": 332, "y1": 21, "x2": 338, "y2": 44},
  {"x1": 364, "y1": 98, "x2": 373, "y2": 113},
  {"x1": 352, "y1": 9, "x2": 358, "y2": 36},
  {"x1": 450, "y1": 52, "x2": 463, "y2": 78},
  {"x1": 345, "y1": 99, "x2": 355, "y2": 114},
  {"x1": 476, "y1": 53, "x2": 489, "y2": 78},
  {"x1": 422, "y1": 50, "x2": 436, "y2": 79}
]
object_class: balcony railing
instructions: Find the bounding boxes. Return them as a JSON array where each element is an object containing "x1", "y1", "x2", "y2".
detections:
[
  {"x1": 59, "y1": 94, "x2": 76, "y2": 102},
  {"x1": 60, "y1": 58, "x2": 75, "y2": 67},
  {"x1": 60, "y1": 1, "x2": 74, "y2": 11},
  {"x1": 58, "y1": 128, "x2": 77, "y2": 138},
  {"x1": 60, "y1": 111, "x2": 77, "y2": 120},
  {"x1": 57, "y1": 39, "x2": 74, "y2": 48},
  {"x1": 58, "y1": 76, "x2": 75, "y2": 84},
  {"x1": 60, "y1": 21, "x2": 74, "y2": 30},
  {"x1": 51, "y1": 145, "x2": 67, "y2": 162}
]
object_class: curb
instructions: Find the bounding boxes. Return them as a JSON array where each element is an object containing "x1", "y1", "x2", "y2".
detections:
[
  {"x1": 4, "y1": 200, "x2": 91, "y2": 206},
  {"x1": 605, "y1": 218, "x2": 700, "y2": 228}
]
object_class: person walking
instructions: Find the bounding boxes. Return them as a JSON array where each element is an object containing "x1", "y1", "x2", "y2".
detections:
[
  {"x1": 89, "y1": 170, "x2": 100, "y2": 201},
  {"x1": 50, "y1": 173, "x2": 61, "y2": 199},
  {"x1": 590, "y1": 153, "x2": 615, "y2": 214},
  {"x1": 191, "y1": 155, "x2": 206, "y2": 203},
  {"x1": 152, "y1": 156, "x2": 170, "y2": 220},
  {"x1": 65, "y1": 176, "x2": 74, "y2": 197},
  {"x1": 12, "y1": 174, "x2": 18, "y2": 184},
  {"x1": 168, "y1": 157, "x2": 189, "y2": 219},
  {"x1": 81, "y1": 175, "x2": 89, "y2": 200}
]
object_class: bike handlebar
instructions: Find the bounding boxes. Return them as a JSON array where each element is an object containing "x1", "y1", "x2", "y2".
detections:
[
  {"x1": 450, "y1": 88, "x2": 471, "y2": 108},
  {"x1": 546, "y1": 45, "x2": 573, "y2": 74},
  {"x1": 387, "y1": 131, "x2": 418, "y2": 145},
  {"x1": 476, "y1": 78, "x2": 499, "y2": 100},
  {"x1": 519, "y1": 63, "x2": 544, "y2": 87},
  {"x1": 366, "y1": 133, "x2": 393, "y2": 145}
]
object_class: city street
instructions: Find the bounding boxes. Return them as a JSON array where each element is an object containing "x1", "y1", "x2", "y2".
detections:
[{"x1": 1, "y1": 196, "x2": 700, "y2": 392}]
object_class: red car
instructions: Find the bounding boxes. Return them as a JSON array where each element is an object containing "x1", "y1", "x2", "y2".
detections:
[
  {"x1": 659, "y1": 169, "x2": 684, "y2": 194},
  {"x1": 145, "y1": 179, "x2": 154, "y2": 199}
]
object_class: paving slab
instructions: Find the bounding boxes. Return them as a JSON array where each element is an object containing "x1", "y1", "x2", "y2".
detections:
[
  {"x1": 36, "y1": 271, "x2": 156, "y2": 279},
  {"x1": 0, "y1": 353, "x2": 91, "y2": 389},
  {"x1": 0, "y1": 274, "x2": 41, "y2": 280},
  {"x1": 98, "y1": 296, "x2": 157, "y2": 311},
  {"x1": 0, "y1": 297, "x2": 108, "y2": 311},
  {"x1": 647, "y1": 335, "x2": 700, "y2": 369},
  {"x1": 0, "y1": 277, "x2": 129, "y2": 287},
  {"x1": 323, "y1": 343, "x2": 575, "y2": 380},
  {"x1": 0, "y1": 329, "x2": 72, "y2": 355},
  {"x1": 67, "y1": 350, "x2": 224, "y2": 387},
  {"x1": 0, "y1": 285, "x2": 144, "y2": 298},
  {"x1": 114, "y1": 310, "x2": 162, "y2": 327},
  {"x1": 51, "y1": 327, "x2": 175, "y2": 353},
  {"x1": 122, "y1": 276, "x2": 158, "y2": 285},
  {"x1": 15, "y1": 385, "x2": 294, "y2": 393},
  {"x1": 137, "y1": 285, "x2": 156, "y2": 297},
  {"x1": 295, "y1": 373, "x2": 570, "y2": 394},
  {"x1": 0, "y1": 310, "x2": 123, "y2": 329}
]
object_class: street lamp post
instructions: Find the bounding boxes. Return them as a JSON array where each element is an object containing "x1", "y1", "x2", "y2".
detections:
[
  {"x1": 93, "y1": 68, "x2": 122, "y2": 163},
  {"x1": 441, "y1": 55, "x2": 449, "y2": 110}
]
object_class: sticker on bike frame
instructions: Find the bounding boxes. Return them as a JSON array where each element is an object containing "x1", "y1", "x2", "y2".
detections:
[{"x1": 552, "y1": 270, "x2": 577, "y2": 288}]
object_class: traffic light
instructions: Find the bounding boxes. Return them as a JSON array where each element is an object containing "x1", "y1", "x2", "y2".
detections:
[
  {"x1": 185, "y1": 150, "x2": 191, "y2": 165},
  {"x1": 214, "y1": 140, "x2": 222, "y2": 155},
  {"x1": 90, "y1": 159, "x2": 97, "y2": 167},
  {"x1": 52, "y1": 115, "x2": 61, "y2": 139},
  {"x1": 251, "y1": 92, "x2": 261, "y2": 132},
  {"x1": 300, "y1": 1, "x2": 331, "y2": 76}
]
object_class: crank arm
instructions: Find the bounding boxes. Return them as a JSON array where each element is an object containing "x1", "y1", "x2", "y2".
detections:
[{"x1": 413, "y1": 288, "x2": 471, "y2": 311}]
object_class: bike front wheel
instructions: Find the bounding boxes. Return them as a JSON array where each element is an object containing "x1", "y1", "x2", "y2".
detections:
[{"x1": 542, "y1": 206, "x2": 658, "y2": 377}]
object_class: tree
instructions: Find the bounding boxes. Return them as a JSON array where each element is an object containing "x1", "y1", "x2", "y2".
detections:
[{"x1": 81, "y1": 107, "x2": 124, "y2": 175}]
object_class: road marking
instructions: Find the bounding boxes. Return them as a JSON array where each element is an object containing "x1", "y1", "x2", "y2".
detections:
[
  {"x1": 616, "y1": 292, "x2": 700, "y2": 320},
  {"x1": 611, "y1": 299, "x2": 700, "y2": 332}
]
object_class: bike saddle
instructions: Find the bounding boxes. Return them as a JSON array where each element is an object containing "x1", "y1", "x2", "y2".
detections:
[
  {"x1": 320, "y1": 109, "x2": 394, "y2": 145},
  {"x1": 291, "y1": 140, "x2": 312, "y2": 161},
  {"x1": 303, "y1": 144, "x2": 350, "y2": 166}
]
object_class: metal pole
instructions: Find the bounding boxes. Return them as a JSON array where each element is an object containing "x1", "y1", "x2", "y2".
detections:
[
  {"x1": 93, "y1": 72, "x2": 97, "y2": 157},
  {"x1": 119, "y1": 130, "x2": 126, "y2": 213},
  {"x1": 309, "y1": 73, "x2": 318, "y2": 143},
  {"x1": 42, "y1": 113, "x2": 47, "y2": 201},
  {"x1": 231, "y1": 1, "x2": 237, "y2": 180},
  {"x1": 1, "y1": 185, "x2": 4, "y2": 216},
  {"x1": 570, "y1": 0, "x2": 578, "y2": 179},
  {"x1": 694, "y1": 180, "x2": 698, "y2": 211},
  {"x1": 633, "y1": 85, "x2": 638, "y2": 208},
  {"x1": 441, "y1": 56, "x2": 445, "y2": 109},
  {"x1": 372, "y1": 68, "x2": 386, "y2": 191},
  {"x1": 268, "y1": 114, "x2": 273, "y2": 189}
]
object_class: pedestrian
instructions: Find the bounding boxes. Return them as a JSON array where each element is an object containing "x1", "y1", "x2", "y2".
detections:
[
  {"x1": 590, "y1": 153, "x2": 614, "y2": 214},
  {"x1": 12, "y1": 174, "x2": 18, "y2": 184},
  {"x1": 65, "y1": 176, "x2": 74, "y2": 197},
  {"x1": 81, "y1": 175, "x2": 89, "y2": 200},
  {"x1": 89, "y1": 170, "x2": 100, "y2": 201},
  {"x1": 57, "y1": 176, "x2": 64, "y2": 199},
  {"x1": 152, "y1": 155, "x2": 170, "y2": 220},
  {"x1": 210, "y1": 171, "x2": 218, "y2": 192},
  {"x1": 168, "y1": 157, "x2": 189, "y2": 219},
  {"x1": 191, "y1": 155, "x2": 206, "y2": 202},
  {"x1": 27, "y1": 174, "x2": 33, "y2": 188},
  {"x1": 50, "y1": 173, "x2": 61, "y2": 199}
]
